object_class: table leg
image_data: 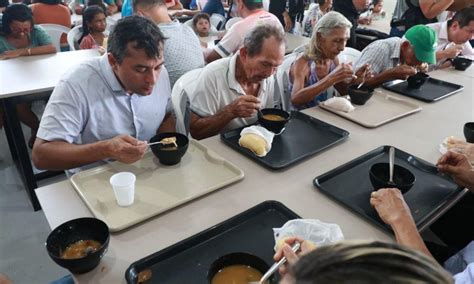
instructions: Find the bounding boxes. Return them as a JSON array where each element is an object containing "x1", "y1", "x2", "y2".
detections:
[
  {"x1": 2, "y1": 102, "x2": 18, "y2": 163},
  {"x1": 2, "y1": 97, "x2": 41, "y2": 211}
]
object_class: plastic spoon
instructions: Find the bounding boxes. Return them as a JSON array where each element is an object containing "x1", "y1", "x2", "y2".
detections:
[
  {"x1": 249, "y1": 242, "x2": 301, "y2": 284},
  {"x1": 389, "y1": 146, "x2": 395, "y2": 185}
]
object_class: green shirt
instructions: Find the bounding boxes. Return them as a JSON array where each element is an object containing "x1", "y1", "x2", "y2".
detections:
[{"x1": 0, "y1": 25, "x2": 52, "y2": 53}]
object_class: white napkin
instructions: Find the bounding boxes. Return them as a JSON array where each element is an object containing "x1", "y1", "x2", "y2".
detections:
[{"x1": 322, "y1": 97, "x2": 355, "y2": 113}]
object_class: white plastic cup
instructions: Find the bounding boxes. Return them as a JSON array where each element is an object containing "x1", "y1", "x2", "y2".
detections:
[{"x1": 109, "y1": 172, "x2": 136, "y2": 207}]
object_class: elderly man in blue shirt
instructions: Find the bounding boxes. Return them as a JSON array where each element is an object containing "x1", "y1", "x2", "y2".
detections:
[{"x1": 32, "y1": 16, "x2": 175, "y2": 173}]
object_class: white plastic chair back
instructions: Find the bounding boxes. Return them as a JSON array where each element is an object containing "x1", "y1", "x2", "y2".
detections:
[
  {"x1": 225, "y1": 17, "x2": 242, "y2": 30},
  {"x1": 67, "y1": 25, "x2": 83, "y2": 51},
  {"x1": 274, "y1": 53, "x2": 298, "y2": 111},
  {"x1": 210, "y1": 13, "x2": 226, "y2": 30},
  {"x1": 39, "y1": 24, "x2": 71, "y2": 52},
  {"x1": 337, "y1": 47, "x2": 362, "y2": 65},
  {"x1": 171, "y1": 68, "x2": 203, "y2": 135}
]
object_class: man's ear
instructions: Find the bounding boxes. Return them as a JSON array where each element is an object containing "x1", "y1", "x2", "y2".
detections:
[
  {"x1": 108, "y1": 53, "x2": 119, "y2": 71},
  {"x1": 240, "y1": 46, "x2": 248, "y2": 61}
]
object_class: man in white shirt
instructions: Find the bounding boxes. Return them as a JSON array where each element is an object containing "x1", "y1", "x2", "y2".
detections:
[
  {"x1": 190, "y1": 24, "x2": 285, "y2": 140},
  {"x1": 32, "y1": 16, "x2": 175, "y2": 171},
  {"x1": 427, "y1": 6, "x2": 474, "y2": 69},
  {"x1": 204, "y1": 0, "x2": 283, "y2": 63}
]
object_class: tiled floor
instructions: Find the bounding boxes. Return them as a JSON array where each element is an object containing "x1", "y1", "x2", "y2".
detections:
[{"x1": 0, "y1": 125, "x2": 67, "y2": 283}]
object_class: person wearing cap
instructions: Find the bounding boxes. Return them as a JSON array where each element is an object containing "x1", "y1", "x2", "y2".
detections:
[
  {"x1": 427, "y1": 6, "x2": 474, "y2": 69},
  {"x1": 203, "y1": 0, "x2": 283, "y2": 64},
  {"x1": 354, "y1": 25, "x2": 437, "y2": 88}
]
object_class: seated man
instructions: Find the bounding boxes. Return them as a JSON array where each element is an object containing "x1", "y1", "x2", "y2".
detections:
[
  {"x1": 354, "y1": 25, "x2": 437, "y2": 88},
  {"x1": 32, "y1": 16, "x2": 175, "y2": 172},
  {"x1": 190, "y1": 24, "x2": 285, "y2": 140},
  {"x1": 333, "y1": 0, "x2": 371, "y2": 49},
  {"x1": 428, "y1": 6, "x2": 474, "y2": 69},
  {"x1": 134, "y1": 0, "x2": 205, "y2": 87},
  {"x1": 204, "y1": 0, "x2": 283, "y2": 63}
]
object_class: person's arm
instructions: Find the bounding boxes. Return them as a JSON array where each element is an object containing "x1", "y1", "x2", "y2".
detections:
[
  {"x1": 419, "y1": 0, "x2": 454, "y2": 19},
  {"x1": 32, "y1": 135, "x2": 147, "y2": 170},
  {"x1": 436, "y1": 44, "x2": 463, "y2": 60},
  {"x1": 370, "y1": 188, "x2": 433, "y2": 258},
  {"x1": 364, "y1": 65, "x2": 417, "y2": 88},
  {"x1": 0, "y1": 45, "x2": 56, "y2": 60},
  {"x1": 204, "y1": 49, "x2": 223, "y2": 63},
  {"x1": 158, "y1": 112, "x2": 176, "y2": 133},
  {"x1": 437, "y1": 150, "x2": 474, "y2": 191},
  {"x1": 190, "y1": 95, "x2": 260, "y2": 140},
  {"x1": 282, "y1": 10, "x2": 293, "y2": 32}
]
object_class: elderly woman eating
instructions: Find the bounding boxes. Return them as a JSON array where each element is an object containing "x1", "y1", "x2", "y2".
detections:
[{"x1": 288, "y1": 11, "x2": 370, "y2": 110}]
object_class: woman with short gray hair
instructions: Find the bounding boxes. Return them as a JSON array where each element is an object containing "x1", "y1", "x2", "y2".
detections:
[{"x1": 288, "y1": 11, "x2": 371, "y2": 109}]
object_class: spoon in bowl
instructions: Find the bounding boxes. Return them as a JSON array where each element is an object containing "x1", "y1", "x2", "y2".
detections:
[
  {"x1": 249, "y1": 242, "x2": 301, "y2": 284},
  {"x1": 388, "y1": 146, "x2": 395, "y2": 185}
]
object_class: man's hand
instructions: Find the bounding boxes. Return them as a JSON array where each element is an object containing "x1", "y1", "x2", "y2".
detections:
[
  {"x1": 283, "y1": 11, "x2": 293, "y2": 32},
  {"x1": 437, "y1": 151, "x2": 474, "y2": 190},
  {"x1": 358, "y1": 16, "x2": 372, "y2": 25},
  {"x1": 105, "y1": 135, "x2": 147, "y2": 164},
  {"x1": 353, "y1": 63, "x2": 373, "y2": 85},
  {"x1": 273, "y1": 236, "x2": 316, "y2": 278},
  {"x1": 224, "y1": 95, "x2": 260, "y2": 118},
  {"x1": 443, "y1": 44, "x2": 463, "y2": 59},
  {"x1": 390, "y1": 64, "x2": 418, "y2": 80},
  {"x1": 370, "y1": 188, "x2": 413, "y2": 227}
]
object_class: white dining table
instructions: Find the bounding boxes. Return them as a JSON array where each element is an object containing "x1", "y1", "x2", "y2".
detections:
[
  {"x1": 35, "y1": 67, "x2": 472, "y2": 283},
  {"x1": 0, "y1": 49, "x2": 100, "y2": 210}
]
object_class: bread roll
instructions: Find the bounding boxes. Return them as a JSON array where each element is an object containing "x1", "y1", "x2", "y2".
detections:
[{"x1": 239, "y1": 133, "x2": 268, "y2": 157}]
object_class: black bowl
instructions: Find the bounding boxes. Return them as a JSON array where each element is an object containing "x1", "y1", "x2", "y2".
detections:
[
  {"x1": 257, "y1": 108, "x2": 290, "y2": 134},
  {"x1": 150, "y1": 132, "x2": 189, "y2": 165},
  {"x1": 348, "y1": 85, "x2": 374, "y2": 105},
  {"x1": 464, "y1": 122, "x2": 474, "y2": 143},
  {"x1": 46, "y1": 217, "x2": 110, "y2": 274},
  {"x1": 369, "y1": 163, "x2": 416, "y2": 194},
  {"x1": 407, "y1": 72, "x2": 429, "y2": 89},
  {"x1": 207, "y1": 252, "x2": 272, "y2": 283},
  {"x1": 452, "y1": 57, "x2": 472, "y2": 71}
]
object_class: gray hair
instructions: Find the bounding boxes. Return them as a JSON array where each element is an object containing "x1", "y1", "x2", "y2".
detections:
[
  {"x1": 243, "y1": 24, "x2": 285, "y2": 57},
  {"x1": 289, "y1": 241, "x2": 453, "y2": 284},
  {"x1": 305, "y1": 11, "x2": 352, "y2": 61}
]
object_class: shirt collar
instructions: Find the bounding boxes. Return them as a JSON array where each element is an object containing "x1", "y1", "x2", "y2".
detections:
[
  {"x1": 226, "y1": 52, "x2": 268, "y2": 96},
  {"x1": 99, "y1": 54, "x2": 126, "y2": 93},
  {"x1": 438, "y1": 21, "x2": 449, "y2": 42}
]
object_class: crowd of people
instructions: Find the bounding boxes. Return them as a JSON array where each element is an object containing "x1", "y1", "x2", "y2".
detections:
[{"x1": 0, "y1": 0, "x2": 474, "y2": 283}]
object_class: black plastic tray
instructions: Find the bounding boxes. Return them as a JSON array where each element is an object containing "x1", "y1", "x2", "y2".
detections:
[
  {"x1": 313, "y1": 146, "x2": 462, "y2": 233},
  {"x1": 220, "y1": 111, "x2": 349, "y2": 170},
  {"x1": 383, "y1": 78, "x2": 463, "y2": 102},
  {"x1": 125, "y1": 201, "x2": 301, "y2": 284}
]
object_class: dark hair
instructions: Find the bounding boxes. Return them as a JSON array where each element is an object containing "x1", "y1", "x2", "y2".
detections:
[
  {"x1": 132, "y1": 0, "x2": 165, "y2": 11},
  {"x1": 87, "y1": 0, "x2": 107, "y2": 14},
  {"x1": 35, "y1": 0, "x2": 62, "y2": 5},
  {"x1": 289, "y1": 241, "x2": 453, "y2": 284},
  {"x1": 242, "y1": 0, "x2": 262, "y2": 10},
  {"x1": 0, "y1": 0, "x2": 9, "y2": 8},
  {"x1": 448, "y1": 7, "x2": 474, "y2": 28},
  {"x1": 192, "y1": 12, "x2": 210, "y2": 28},
  {"x1": 243, "y1": 24, "x2": 285, "y2": 57},
  {"x1": 108, "y1": 15, "x2": 165, "y2": 63},
  {"x1": 317, "y1": 0, "x2": 326, "y2": 5},
  {"x1": 372, "y1": 0, "x2": 382, "y2": 5},
  {"x1": 79, "y1": 5, "x2": 106, "y2": 44},
  {"x1": 1, "y1": 4, "x2": 34, "y2": 35}
]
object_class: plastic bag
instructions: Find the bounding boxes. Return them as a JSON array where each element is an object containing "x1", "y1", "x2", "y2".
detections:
[{"x1": 273, "y1": 219, "x2": 344, "y2": 250}]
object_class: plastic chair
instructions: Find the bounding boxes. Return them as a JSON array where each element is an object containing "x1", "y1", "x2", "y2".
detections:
[
  {"x1": 171, "y1": 68, "x2": 203, "y2": 135},
  {"x1": 274, "y1": 53, "x2": 299, "y2": 111},
  {"x1": 337, "y1": 47, "x2": 362, "y2": 65},
  {"x1": 210, "y1": 13, "x2": 226, "y2": 31},
  {"x1": 224, "y1": 17, "x2": 242, "y2": 30},
  {"x1": 67, "y1": 25, "x2": 83, "y2": 51},
  {"x1": 39, "y1": 24, "x2": 71, "y2": 52}
]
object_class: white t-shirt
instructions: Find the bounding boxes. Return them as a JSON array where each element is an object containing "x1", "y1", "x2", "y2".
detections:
[
  {"x1": 191, "y1": 52, "x2": 279, "y2": 132},
  {"x1": 214, "y1": 9, "x2": 283, "y2": 58}
]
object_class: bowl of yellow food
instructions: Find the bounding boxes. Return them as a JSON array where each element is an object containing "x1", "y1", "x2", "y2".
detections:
[
  {"x1": 46, "y1": 217, "x2": 110, "y2": 274},
  {"x1": 207, "y1": 252, "x2": 272, "y2": 284},
  {"x1": 257, "y1": 108, "x2": 290, "y2": 134}
]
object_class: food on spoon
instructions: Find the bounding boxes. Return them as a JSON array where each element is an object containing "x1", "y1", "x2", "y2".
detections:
[{"x1": 160, "y1": 136, "x2": 178, "y2": 148}]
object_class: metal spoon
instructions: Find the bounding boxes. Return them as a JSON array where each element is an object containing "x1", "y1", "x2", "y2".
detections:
[
  {"x1": 357, "y1": 68, "x2": 368, "y2": 89},
  {"x1": 249, "y1": 242, "x2": 301, "y2": 284},
  {"x1": 389, "y1": 146, "x2": 395, "y2": 185}
]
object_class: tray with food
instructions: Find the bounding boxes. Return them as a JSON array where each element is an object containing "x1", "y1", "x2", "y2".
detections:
[
  {"x1": 319, "y1": 91, "x2": 422, "y2": 128},
  {"x1": 125, "y1": 200, "x2": 301, "y2": 284},
  {"x1": 70, "y1": 139, "x2": 244, "y2": 232},
  {"x1": 313, "y1": 146, "x2": 462, "y2": 233},
  {"x1": 220, "y1": 111, "x2": 349, "y2": 170},
  {"x1": 382, "y1": 77, "x2": 463, "y2": 102}
]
